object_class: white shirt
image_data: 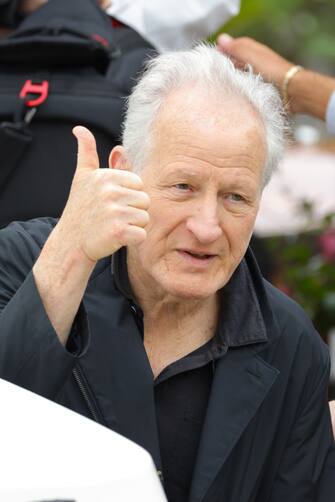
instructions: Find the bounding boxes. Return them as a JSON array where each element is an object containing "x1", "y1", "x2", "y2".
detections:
[
  {"x1": 326, "y1": 90, "x2": 335, "y2": 136},
  {"x1": 107, "y1": 0, "x2": 240, "y2": 52}
]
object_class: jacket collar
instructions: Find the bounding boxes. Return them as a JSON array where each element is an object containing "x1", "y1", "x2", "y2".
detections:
[
  {"x1": 111, "y1": 246, "x2": 133, "y2": 300},
  {"x1": 111, "y1": 246, "x2": 269, "y2": 349},
  {"x1": 108, "y1": 247, "x2": 280, "y2": 501},
  {"x1": 188, "y1": 250, "x2": 281, "y2": 502}
]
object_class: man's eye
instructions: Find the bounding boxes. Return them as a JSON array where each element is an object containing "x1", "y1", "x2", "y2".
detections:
[
  {"x1": 227, "y1": 193, "x2": 245, "y2": 202},
  {"x1": 174, "y1": 183, "x2": 190, "y2": 191}
]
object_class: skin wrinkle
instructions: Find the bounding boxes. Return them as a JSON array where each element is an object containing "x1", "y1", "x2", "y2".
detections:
[
  {"x1": 128, "y1": 98, "x2": 264, "y2": 302},
  {"x1": 154, "y1": 166, "x2": 261, "y2": 215},
  {"x1": 154, "y1": 118, "x2": 266, "y2": 181},
  {"x1": 159, "y1": 152, "x2": 261, "y2": 172},
  {"x1": 135, "y1": 77, "x2": 272, "y2": 185},
  {"x1": 157, "y1": 166, "x2": 260, "y2": 195},
  {"x1": 143, "y1": 296, "x2": 219, "y2": 347},
  {"x1": 171, "y1": 141, "x2": 266, "y2": 165},
  {"x1": 120, "y1": 85, "x2": 266, "y2": 375}
]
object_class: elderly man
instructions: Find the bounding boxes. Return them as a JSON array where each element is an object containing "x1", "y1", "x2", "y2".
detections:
[{"x1": 0, "y1": 45, "x2": 334, "y2": 502}]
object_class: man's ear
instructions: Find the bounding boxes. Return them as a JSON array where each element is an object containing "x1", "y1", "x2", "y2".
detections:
[{"x1": 108, "y1": 146, "x2": 132, "y2": 171}]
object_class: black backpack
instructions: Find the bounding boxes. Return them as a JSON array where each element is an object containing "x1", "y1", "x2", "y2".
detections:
[{"x1": 0, "y1": 0, "x2": 155, "y2": 228}]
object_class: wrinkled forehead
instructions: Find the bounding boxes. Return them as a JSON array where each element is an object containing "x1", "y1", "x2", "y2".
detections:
[
  {"x1": 158, "y1": 83, "x2": 263, "y2": 124},
  {"x1": 151, "y1": 84, "x2": 266, "y2": 147},
  {"x1": 147, "y1": 85, "x2": 267, "y2": 168}
]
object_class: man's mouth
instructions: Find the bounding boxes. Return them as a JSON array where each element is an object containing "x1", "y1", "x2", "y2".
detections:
[
  {"x1": 185, "y1": 251, "x2": 214, "y2": 259},
  {"x1": 177, "y1": 249, "x2": 217, "y2": 262}
]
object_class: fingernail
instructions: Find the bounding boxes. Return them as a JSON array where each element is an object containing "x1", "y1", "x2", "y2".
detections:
[
  {"x1": 72, "y1": 125, "x2": 90, "y2": 139},
  {"x1": 217, "y1": 34, "x2": 233, "y2": 46}
]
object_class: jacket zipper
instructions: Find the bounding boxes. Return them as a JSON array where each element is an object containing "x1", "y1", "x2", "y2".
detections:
[
  {"x1": 72, "y1": 365, "x2": 105, "y2": 425},
  {"x1": 73, "y1": 364, "x2": 164, "y2": 483}
]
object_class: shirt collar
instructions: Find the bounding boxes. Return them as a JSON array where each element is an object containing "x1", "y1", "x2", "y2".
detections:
[
  {"x1": 111, "y1": 247, "x2": 268, "y2": 348},
  {"x1": 217, "y1": 255, "x2": 268, "y2": 347}
]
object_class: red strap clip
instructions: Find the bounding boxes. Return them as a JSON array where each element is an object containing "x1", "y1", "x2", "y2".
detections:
[
  {"x1": 19, "y1": 80, "x2": 49, "y2": 107},
  {"x1": 91, "y1": 33, "x2": 109, "y2": 47}
]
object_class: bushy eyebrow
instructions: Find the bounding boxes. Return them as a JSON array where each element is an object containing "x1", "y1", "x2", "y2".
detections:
[
  {"x1": 159, "y1": 166, "x2": 259, "y2": 196},
  {"x1": 160, "y1": 167, "x2": 204, "y2": 181}
]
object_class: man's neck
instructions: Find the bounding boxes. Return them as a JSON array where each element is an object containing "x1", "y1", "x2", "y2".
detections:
[
  {"x1": 127, "y1": 249, "x2": 219, "y2": 327},
  {"x1": 127, "y1": 252, "x2": 220, "y2": 378}
]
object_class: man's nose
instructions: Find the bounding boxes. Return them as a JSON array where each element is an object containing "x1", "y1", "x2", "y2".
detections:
[{"x1": 186, "y1": 205, "x2": 223, "y2": 244}]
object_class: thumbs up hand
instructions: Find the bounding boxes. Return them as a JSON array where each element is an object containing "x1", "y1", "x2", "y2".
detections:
[{"x1": 58, "y1": 126, "x2": 150, "y2": 263}]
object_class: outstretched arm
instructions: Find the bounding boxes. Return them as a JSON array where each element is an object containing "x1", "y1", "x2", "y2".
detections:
[{"x1": 330, "y1": 401, "x2": 335, "y2": 437}]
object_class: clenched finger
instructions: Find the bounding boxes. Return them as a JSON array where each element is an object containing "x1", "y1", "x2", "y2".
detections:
[
  {"x1": 112, "y1": 206, "x2": 149, "y2": 228},
  {"x1": 108, "y1": 169, "x2": 144, "y2": 191}
]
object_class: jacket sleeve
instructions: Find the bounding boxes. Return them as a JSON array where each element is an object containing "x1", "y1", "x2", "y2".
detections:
[
  {"x1": 0, "y1": 219, "x2": 89, "y2": 400},
  {"x1": 269, "y1": 340, "x2": 335, "y2": 502}
]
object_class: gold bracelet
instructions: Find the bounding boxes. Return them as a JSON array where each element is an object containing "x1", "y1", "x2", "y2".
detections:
[{"x1": 281, "y1": 65, "x2": 304, "y2": 107}]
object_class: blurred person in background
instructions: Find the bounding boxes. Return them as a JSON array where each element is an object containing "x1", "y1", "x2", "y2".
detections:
[
  {"x1": 0, "y1": 0, "x2": 241, "y2": 49},
  {"x1": 0, "y1": 0, "x2": 110, "y2": 18},
  {"x1": 108, "y1": 0, "x2": 240, "y2": 52},
  {"x1": 331, "y1": 401, "x2": 335, "y2": 435}
]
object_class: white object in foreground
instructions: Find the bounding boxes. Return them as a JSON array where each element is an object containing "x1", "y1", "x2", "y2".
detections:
[
  {"x1": 0, "y1": 378, "x2": 167, "y2": 502},
  {"x1": 108, "y1": 0, "x2": 240, "y2": 52}
]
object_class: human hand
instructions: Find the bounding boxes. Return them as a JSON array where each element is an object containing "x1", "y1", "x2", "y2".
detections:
[
  {"x1": 57, "y1": 126, "x2": 150, "y2": 263},
  {"x1": 330, "y1": 401, "x2": 335, "y2": 439},
  {"x1": 217, "y1": 34, "x2": 293, "y2": 90}
]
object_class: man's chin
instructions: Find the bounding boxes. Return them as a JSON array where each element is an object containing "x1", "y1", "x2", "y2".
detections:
[{"x1": 162, "y1": 280, "x2": 220, "y2": 301}]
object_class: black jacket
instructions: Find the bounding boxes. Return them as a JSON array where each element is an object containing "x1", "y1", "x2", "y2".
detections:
[{"x1": 0, "y1": 217, "x2": 334, "y2": 502}]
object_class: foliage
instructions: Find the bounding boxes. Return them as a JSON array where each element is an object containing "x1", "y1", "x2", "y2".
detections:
[
  {"x1": 267, "y1": 208, "x2": 335, "y2": 336},
  {"x1": 216, "y1": 0, "x2": 335, "y2": 72}
]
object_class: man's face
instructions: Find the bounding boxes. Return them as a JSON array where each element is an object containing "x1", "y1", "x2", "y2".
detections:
[{"x1": 128, "y1": 87, "x2": 266, "y2": 300}]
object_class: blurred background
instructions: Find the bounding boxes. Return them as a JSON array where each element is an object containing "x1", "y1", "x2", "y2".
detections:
[{"x1": 216, "y1": 0, "x2": 335, "y2": 396}]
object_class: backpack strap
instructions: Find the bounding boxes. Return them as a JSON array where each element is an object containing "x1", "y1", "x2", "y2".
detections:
[
  {"x1": 0, "y1": 121, "x2": 32, "y2": 190},
  {"x1": 0, "y1": 0, "x2": 118, "y2": 73},
  {"x1": 0, "y1": 0, "x2": 155, "y2": 192},
  {"x1": 0, "y1": 73, "x2": 50, "y2": 191}
]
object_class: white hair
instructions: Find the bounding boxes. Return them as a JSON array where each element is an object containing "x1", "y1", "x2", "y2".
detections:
[{"x1": 122, "y1": 44, "x2": 288, "y2": 186}]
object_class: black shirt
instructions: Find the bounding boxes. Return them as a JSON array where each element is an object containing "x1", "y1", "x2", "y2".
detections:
[
  {"x1": 144, "y1": 326, "x2": 226, "y2": 502},
  {"x1": 115, "y1": 248, "x2": 228, "y2": 502},
  {"x1": 155, "y1": 360, "x2": 214, "y2": 501}
]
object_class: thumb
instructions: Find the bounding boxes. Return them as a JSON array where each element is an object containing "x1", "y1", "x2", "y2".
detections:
[{"x1": 72, "y1": 126, "x2": 99, "y2": 170}]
